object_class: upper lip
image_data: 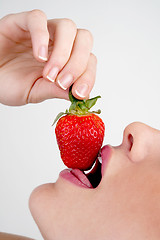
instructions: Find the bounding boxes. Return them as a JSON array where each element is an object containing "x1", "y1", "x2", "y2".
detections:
[{"x1": 101, "y1": 145, "x2": 112, "y2": 177}]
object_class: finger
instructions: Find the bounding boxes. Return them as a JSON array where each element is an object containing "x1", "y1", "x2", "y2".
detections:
[
  {"x1": 56, "y1": 29, "x2": 93, "y2": 91},
  {"x1": 72, "y1": 53, "x2": 97, "y2": 99},
  {"x1": 42, "y1": 18, "x2": 77, "y2": 82},
  {"x1": 1, "y1": 10, "x2": 50, "y2": 62},
  {"x1": 22, "y1": 10, "x2": 49, "y2": 61}
]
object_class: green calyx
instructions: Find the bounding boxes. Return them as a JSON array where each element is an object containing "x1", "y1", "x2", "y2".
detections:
[{"x1": 52, "y1": 86, "x2": 101, "y2": 125}]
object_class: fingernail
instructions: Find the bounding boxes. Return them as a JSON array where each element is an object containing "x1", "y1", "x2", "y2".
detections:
[
  {"x1": 38, "y1": 46, "x2": 48, "y2": 61},
  {"x1": 47, "y1": 67, "x2": 59, "y2": 82},
  {"x1": 75, "y1": 83, "x2": 89, "y2": 98},
  {"x1": 57, "y1": 73, "x2": 73, "y2": 90}
]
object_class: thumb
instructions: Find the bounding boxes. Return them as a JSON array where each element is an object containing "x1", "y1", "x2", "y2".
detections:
[{"x1": 27, "y1": 78, "x2": 69, "y2": 103}]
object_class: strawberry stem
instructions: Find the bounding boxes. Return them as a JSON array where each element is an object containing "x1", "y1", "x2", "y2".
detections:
[
  {"x1": 68, "y1": 86, "x2": 101, "y2": 114},
  {"x1": 52, "y1": 86, "x2": 101, "y2": 125}
]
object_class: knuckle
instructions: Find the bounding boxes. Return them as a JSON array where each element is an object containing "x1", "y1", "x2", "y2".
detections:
[
  {"x1": 59, "y1": 18, "x2": 77, "y2": 31},
  {"x1": 79, "y1": 29, "x2": 93, "y2": 44},
  {"x1": 0, "y1": 14, "x2": 14, "y2": 24},
  {"x1": 1, "y1": 13, "x2": 14, "y2": 20},
  {"x1": 29, "y1": 9, "x2": 46, "y2": 20}
]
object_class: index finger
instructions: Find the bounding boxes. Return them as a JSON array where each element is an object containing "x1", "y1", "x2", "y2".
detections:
[{"x1": 0, "y1": 10, "x2": 50, "y2": 61}]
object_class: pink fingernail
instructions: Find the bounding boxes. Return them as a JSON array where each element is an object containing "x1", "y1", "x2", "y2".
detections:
[
  {"x1": 57, "y1": 73, "x2": 73, "y2": 90},
  {"x1": 47, "y1": 67, "x2": 59, "y2": 82},
  {"x1": 75, "y1": 83, "x2": 89, "y2": 98},
  {"x1": 38, "y1": 46, "x2": 48, "y2": 61}
]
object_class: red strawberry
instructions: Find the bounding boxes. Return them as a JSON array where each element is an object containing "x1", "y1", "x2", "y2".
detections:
[{"x1": 53, "y1": 88, "x2": 105, "y2": 171}]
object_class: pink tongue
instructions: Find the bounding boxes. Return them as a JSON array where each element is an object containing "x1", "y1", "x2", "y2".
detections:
[{"x1": 71, "y1": 169, "x2": 93, "y2": 188}]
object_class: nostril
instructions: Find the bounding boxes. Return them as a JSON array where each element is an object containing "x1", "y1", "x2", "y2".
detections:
[{"x1": 128, "y1": 134, "x2": 133, "y2": 151}]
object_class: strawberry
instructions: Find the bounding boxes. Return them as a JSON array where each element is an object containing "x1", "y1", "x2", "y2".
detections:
[{"x1": 53, "y1": 87, "x2": 105, "y2": 171}]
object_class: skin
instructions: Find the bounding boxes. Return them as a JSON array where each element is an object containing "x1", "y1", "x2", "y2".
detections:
[
  {"x1": 0, "y1": 10, "x2": 96, "y2": 239},
  {"x1": 1, "y1": 10, "x2": 160, "y2": 240},
  {"x1": 0, "y1": 10, "x2": 96, "y2": 106},
  {"x1": 29, "y1": 122, "x2": 160, "y2": 240},
  {"x1": 0, "y1": 233, "x2": 34, "y2": 240}
]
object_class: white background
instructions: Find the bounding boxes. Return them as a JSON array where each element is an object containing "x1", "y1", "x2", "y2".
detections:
[{"x1": 0, "y1": 0, "x2": 160, "y2": 239}]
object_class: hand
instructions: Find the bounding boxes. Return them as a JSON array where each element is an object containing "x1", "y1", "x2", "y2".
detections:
[{"x1": 0, "y1": 10, "x2": 97, "y2": 106}]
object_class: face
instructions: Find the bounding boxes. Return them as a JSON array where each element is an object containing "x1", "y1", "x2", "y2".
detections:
[{"x1": 29, "y1": 122, "x2": 160, "y2": 240}]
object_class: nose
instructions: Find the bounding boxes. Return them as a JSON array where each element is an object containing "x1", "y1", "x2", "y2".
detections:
[{"x1": 122, "y1": 122, "x2": 160, "y2": 162}]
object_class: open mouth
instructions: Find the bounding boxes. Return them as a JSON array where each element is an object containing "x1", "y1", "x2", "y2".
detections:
[
  {"x1": 84, "y1": 153, "x2": 102, "y2": 188},
  {"x1": 60, "y1": 145, "x2": 112, "y2": 189}
]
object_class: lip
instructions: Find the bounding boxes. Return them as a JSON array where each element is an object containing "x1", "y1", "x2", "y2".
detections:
[
  {"x1": 60, "y1": 169, "x2": 93, "y2": 188},
  {"x1": 101, "y1": 145, "x2": 112, "y2": 177},
  {"x1": 59, "y1": 145, "x2": 112, "y2": 189}
]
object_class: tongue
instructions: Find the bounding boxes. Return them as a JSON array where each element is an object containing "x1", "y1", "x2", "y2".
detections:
[{"x1": 71, "y1": 169, "x2": 93, "y2": 188}]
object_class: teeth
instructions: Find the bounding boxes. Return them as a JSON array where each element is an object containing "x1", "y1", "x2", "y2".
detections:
[
  {"x1": 98, "y1": 150, "x2": 102, "y2": 164},
  {"x1": 84, "y1": 160, "x2": 97, "y2": 174},
  {"x1": 98, "y1": 156, "x2": 102, "y2": 164}
]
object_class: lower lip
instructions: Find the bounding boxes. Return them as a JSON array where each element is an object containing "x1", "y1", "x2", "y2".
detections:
[{"x1": 59, "y1": 169, "x2": 93, "y2": 189}]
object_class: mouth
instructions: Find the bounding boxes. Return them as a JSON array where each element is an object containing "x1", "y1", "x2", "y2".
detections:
[{"x1": 59, "y1": 145, "x2": 112, "y2": 189}]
